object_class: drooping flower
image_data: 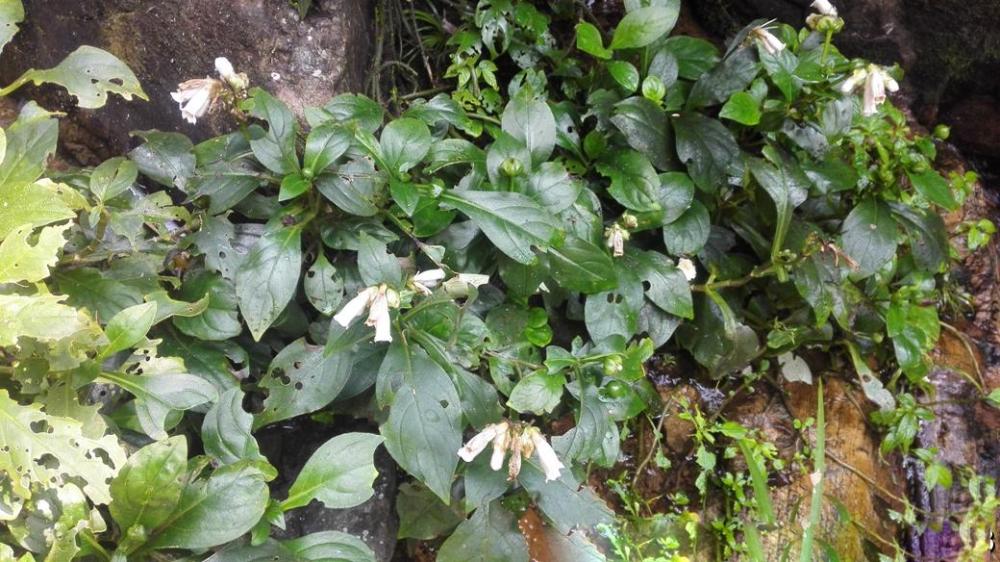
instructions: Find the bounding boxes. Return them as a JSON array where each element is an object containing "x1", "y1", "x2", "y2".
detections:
[
  {"x1": 525, "y1": 427, "x2": 565, "y2": 482},
  {"x1": 605, "y1": 223, "x2": 630, "y2": 258},
  {"x1": 840, "y1": 65, "x2": 899, "y2": 116},
  {"x1": 332, "y1": 284, "x2": 399, "y2": 342},
  {"x1": 811, "y1": 0, "x2": 838, "y2": 16},
  {"x1": 411, "y1": 268, "x2": 446, "y2": 295},
  {"x1": 170, "y1": 78, "x2": 222, "y2": 124},
  {"x1": 457, "y1": 422, "x2": 566, "y2": 483},
  {"x1": 456, "y1": 273, "x2": 490, "y2": 288},
  {"x1": 215, "y1": 56, "x2": 249, "y2": 91},
  {"x1": 677, "y1": 257, "x2": 697, "y2": 281},
  {"x1": 458, "y1": 422, "x2": 509, "y2": 462},
  {"x1": 750, "y1": 25, "x2": 786, "y2": 55}
]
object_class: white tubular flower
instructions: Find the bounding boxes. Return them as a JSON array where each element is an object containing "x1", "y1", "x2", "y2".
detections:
[
  {"x1": 490, "y1": 427, "x2": 509, "y2": 471},
  {"x1": 411, "y1": 268, "x2": 446, "y2": 295},
  {"x1": 458, "y1": 422, "x2": 508, "y2": 462},
  {"x1": 333, "y1": 286, "x2": 377, "y2": 328},
  {"x1": 751, "y1": 26, "x2": 785, "y2": 55},
  {"x1": 839, "y1": 68, "x2": 868, "y2": 94},
  {"x1": 507, "y1": 431, "x2": 525, "y2": 480},
  {"x1": 605, "y1": 224, "x2": 629, "y2": 258},
  {"x1": 526, "y1": 427, "x2": 565, "y2": 482},
  {"x1": 810, "y1": 0, "x2": 838, "y2": 16},
  {"x1": 862, "y1": 68, "x2": 883, "y2": 116},
  {"x1": 170, "y1": 78, "x2": 221, "y2": 124},
  {"x1": 365, "y1": 286, "x2": 397, "y2": 343},
  {"x1": 333, "y1": 285, "x2": 397, "y2": 342},
  {"x1": 677, "y1": 258, "x2": 697, "y2": 281},
  {"x1": 215, "y1": 57, "x2": 236, "y2": 80},
  {"x1": 456, "y1": 273, "x2": 490, "y2": 288}
]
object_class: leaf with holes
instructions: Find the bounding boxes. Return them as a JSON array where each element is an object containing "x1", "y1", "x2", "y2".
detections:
[
  {"x1": 255, "y1": 338, "x2": 354, "y2": 428},
  {"x1": 17, "y1": 46, "x2": 146, "y2": 108}
]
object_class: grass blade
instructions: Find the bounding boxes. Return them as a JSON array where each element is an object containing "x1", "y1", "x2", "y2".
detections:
[{"x1": 799, "y1": 378, "x2": 825, "y2": 562}]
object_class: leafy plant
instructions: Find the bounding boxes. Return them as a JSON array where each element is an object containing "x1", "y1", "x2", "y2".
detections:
[{"x1": 1, "y1": 0, "x2": 993, "y2": 559}]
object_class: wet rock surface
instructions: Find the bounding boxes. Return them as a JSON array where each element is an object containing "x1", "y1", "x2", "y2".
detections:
[
  {"x1": 258, "y1": 419, "x2": 399, "y2": 562},
  {"x1": 1, "y1": 0, "x2": 373, "y2": 154}
]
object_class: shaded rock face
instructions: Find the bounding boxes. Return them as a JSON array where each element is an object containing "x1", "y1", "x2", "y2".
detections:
[
  {"x1": 687, "y1": 0, "x2": 1000, "y2": 125},
  {"x1": 258, "y1": 419, "x2": 399, "y2": 562},
  {"x1": 2, "y1": 0, "x2": 373, "y2": 155},
  {"x1": 727, "y1": 378, "x2": 905, "y2": 561}
]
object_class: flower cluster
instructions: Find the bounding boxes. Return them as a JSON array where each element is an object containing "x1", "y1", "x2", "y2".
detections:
[
  {"x1": 333, "y1": 269, "x2": 490, "y2": 343},
  {"x1": 170, "y1": 57, "x2": 248, "y2": 124},
  {"x1": 333, "y1": 284, "x2": 400, "y2": 343},
  {"x1": 457, "y1": 421, "x2": 565, "y2": 482},
  {"x1": 840, "y1": 64, "x2": 899, "y2": 116}
]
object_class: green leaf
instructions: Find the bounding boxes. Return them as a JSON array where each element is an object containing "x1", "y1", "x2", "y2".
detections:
[
  {"x1": 907, "y1": 169, "x2": 958, "y2": 211},
  {"x1": 687, "y1": 48, "x2": 758, "y2": 109},
  {"x1": 607, "y1": 60, "x2": 640, "y2": 92},
  {"x1": 553, "y1": 383, "x2": 615, "y2": 464},
  {"x1": 17, "y1": 46, "x2": 146, "y2": 108},
  {"x1": 249, "y1": 89, "x2": 299, "y2": 175},
  {"x1": 437, "y1": 502, "x2": 529, "y2": 562},
  {"x1": 0, "y1": 106, "x2": 57, "y2": 191},
  {"x1": 101, "y1": 302, "x2": 157, "y2": 357},
  {"x1": 128, "y1": 130, "x2": 196, "y2": 190},
  {"x1": 507, "y1": 371, "x2": 565, "y2": 415},
  {"x1": 173, "y1": 270, "x2": 242, "y2": 341},
  {"x1": 397, "y1": 483, "x2": 463, "y2": 540},
  {"x1": 380, "y1": 118, "x2": 432, "y2": 174},
  {"x1": 148, "y1": 461, "x2": 271, "y2": 550},
  {"x1": 0, "y1": 222, "x2": 69, "y2": 283},
  {"x1": 159, "y1": 335, "x2": 246, "y2": 393},
  {"x1": 596, "y1": 150, "x2": 662, "y2": 212},
  {"x1": 523, "y1": 162, "x2": 581, "y2": 214},
  {"x1": 357, "y1": 232, "x2": 403, "y2": 287},
  {"x1": 674, "y1": 112, "x2": 740, "y2": 193},
  {"x1": 282, "y1": 432, "x2": 384, "y2": 511},
  {"x1": 441, "y1": 190, "x2": 558, "y2": 265},
  {"x1": 841, "y1": 198, "x2": 898, "y2": 278},
  {"x1": 98, "y1": 360, "x2": 218, "y2": 440},
  {"x1": 279, "y1": 172, "x2": 311, "y2": 201},
  {"x1": 310, "y1": 93, "x2": 384, "y2": 133},
  {"x1": 574, "y1": 22, "x2": 612, "y2": 59},
  {"x1": 202, "y1": 388, "x2": 263, "y2": 466},
  {"x1": 519, "y1": 463, "x2": 614, "y2": 534},
  {"x1": 54, "y1": 266, "x2": 144, "y2": 320},
  {"x1": 255, "y1": 338, "x2": 354, "y2": 428},
  {"x1": 611, "y1": 97, "x2": 673, "y2": 171},
  {"x1": 403, "y1": 94, "x2": 481, "y2": 137},
  {"x1": 453, "y1": 368, "x2": 504, "y2": 430},
  {"x1": 110, "y1": 436, "x2": 187, "y2": 531},
  {"x1": 720, "y1": 91, "x2": 761, "y2": 125},
  {"x1": 314, "y1": 157, "x2": 382, "y2": 217},
  {"x1": 546, "y1": 234, "x2": 618, "y2": 294},
  {"x1": 0, "y1": 293, "x2": 88, "y2": 346},
  {"x1": 0, "y1": 389, "x2": 125, "y2": 505},
  {"x1": 380, "y1": 350, "x2": 463, "y2": 504},
  {"x1": 749, "y1": 157, "x2": 807, "y2": 265},
  {"x1": 626, "y1": 250, "x2": 693, "y2": 318},
  {"x1": 286, "y1": 530, "x2": 377, "y2": 562},
  {"x1": 890, "y1": 203, "x2": 948, "y2": 272},
  {"x1": 304, "y1": 123, "x2": 352, "y2": 176},
  {"x1": 236, "y1": 221, "x2": 303, "y2": 340},
  {"x1": 89, "y1": 156, "x2": 138, "y2": 201},
  {"x1": 0, "y1": 0, "x2": 24, "y2": 55},
  {"x1": 661, "y1": 36, "x2": 720, "y2": 80},
  {"x1": 304, "y1": 253, "x2": 344, "y2": 315},
  {"x1": 610, "y1": 4, "x2": 680, "y2": 50},
  {"x1": 662, "y1": 200, "x2": 710, "y2": 255},
  {"x1": 501, "y1": 89, "x2": 556, "y2": 164}
]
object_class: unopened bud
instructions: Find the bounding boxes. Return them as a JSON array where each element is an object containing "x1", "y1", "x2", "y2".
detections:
[
  {"x1": 501, "y1": 158, "x2": 523, "y2": 177},
  {"x1": 642, "y1": 75, "x2": 666, "y2": 103}
]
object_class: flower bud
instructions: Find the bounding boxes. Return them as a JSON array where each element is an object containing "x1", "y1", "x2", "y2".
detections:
[
  {"x1": 501, "y1": 158, "x2": 524, "y2": 177},
  {"x1": 603, "y1": 355, "x2": 624, "y2": 376},
  {"x1": 933, "y1": 124, "x2": 950, "y2": 140}
]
